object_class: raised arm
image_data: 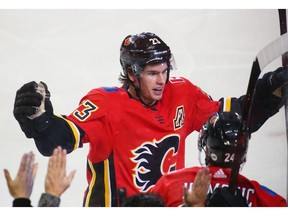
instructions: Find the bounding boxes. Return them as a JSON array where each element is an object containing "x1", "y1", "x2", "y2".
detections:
[{"x1": 13, "y1": 81, "x2": 84, "y2": 156}]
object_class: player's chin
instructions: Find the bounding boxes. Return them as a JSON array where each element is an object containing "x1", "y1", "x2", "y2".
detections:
[{"x1": 152, "y1": 94, "x2": 163, "y2": 101}]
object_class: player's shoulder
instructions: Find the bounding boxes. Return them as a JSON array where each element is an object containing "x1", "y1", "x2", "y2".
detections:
[
  {"x1": 85, "y1": 86, "x2": 126, "y2": 98},
  {"x1": 167, "y1": 166, "x2": 200, "y2": 177},
  {"x1": 165, "y1": 76, "x2": 199, "y2": 96},
  {"x1": 89, "y1": 86, "x2": 122, "y2": 94},
  {"x1": 167, "y1": 76, "x2": 197, "y2": 89},
  {"x1": 80, "y1": 86, "x2": 126, "y2": 103},
  {"x1": 168, "y1": 76, "x2": 191, "y2": 84}
]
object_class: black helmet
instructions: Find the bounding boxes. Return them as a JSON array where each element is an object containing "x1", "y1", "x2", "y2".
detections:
[
  {"x1": 198, "y1": 112, "x2": 248, "y2": 168},
  {"x1": 120, "y1": 32, "x2": 175, "y2": 78}
]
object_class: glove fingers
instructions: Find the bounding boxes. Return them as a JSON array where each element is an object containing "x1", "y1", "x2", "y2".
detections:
[
  {"x1": 13, "y1": 81, "x2": 53, "y2": 138},
  {"x1": 269, "y1": 66, "x2": 288, "y2": 91},
  {"x1": 277, "y1": 66, "x2": 288, "y2": 86},
  {"x1": 14, "y1": 82, "x2": 43, "y2": 118},
  {"x1": 16, "y1": 81, "x2": 38, "y2": 94},
  {"x1": 15, "y1": 92, "x2": 43, "y2": 107},
  {"x1": 14, "y1": 106, "x2": 39, "y2": 117}
]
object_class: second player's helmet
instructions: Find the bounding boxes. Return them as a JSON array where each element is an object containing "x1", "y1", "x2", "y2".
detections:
[
  {"x1": 198, "y1": 111, "x2": 248, "y2": 168},
  {"x1": 120, "y1": 32, "x2": 175, "y2": 79}
]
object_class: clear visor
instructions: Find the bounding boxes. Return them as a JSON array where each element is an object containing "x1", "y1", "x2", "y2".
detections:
[
  {"x1": 170, "y1": 53, "x2": 177, "y2": 70},
  {"x1": 131, "y1": 53, "x2": 177, "y2": 76}
]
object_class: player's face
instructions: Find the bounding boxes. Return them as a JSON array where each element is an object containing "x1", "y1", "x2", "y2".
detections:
[{"x1": 139, "y1": 63, "x2": 168, "y2": 105}]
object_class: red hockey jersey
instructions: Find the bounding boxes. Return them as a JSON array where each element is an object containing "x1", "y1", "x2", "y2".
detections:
[
  {"x1": 65, "y1": 77, "x2": 220, "y2": 206},
  {"x1": 151, "y1": 166, "x2": 287, "y2": 207}
]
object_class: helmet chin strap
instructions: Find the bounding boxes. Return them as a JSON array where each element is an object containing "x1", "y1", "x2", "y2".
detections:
[{"x1": 133, "y1": 79, "x2": 157, "y2": 107}]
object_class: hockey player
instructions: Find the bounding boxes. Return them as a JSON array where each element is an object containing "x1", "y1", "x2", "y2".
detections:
[
  {"x1": 13, "y1": 32, "x2": 288, "y2": 206},
  {"x1": 152, "y1": 108, "x2": 287, "y2": 207}
]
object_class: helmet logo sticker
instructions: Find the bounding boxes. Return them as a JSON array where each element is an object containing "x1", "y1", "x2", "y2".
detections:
[
  {"x1": 149, "y1": 38, "x2": 161, "y2": 45},
  {"x1": 211, "y1": 153, "x2": 218, "y2": 161},
  {"x1": 209, "y1": 114, "x2": 218, "y2": 124},
  {"x1": 124, "y1": 37, "x2": 131, "y2": 46}
]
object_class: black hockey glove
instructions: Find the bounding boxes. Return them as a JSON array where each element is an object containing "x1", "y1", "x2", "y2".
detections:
[
  {"x1": 255, "y1": 66, "x2": 288, "y2": 109},
  {"x1": 205, "y1": 187, "x2": 248, "y2": 207},
  {"x1": 13, "y1": 81, "x2": 53, "y2": 138},
  {"x1": 247, "y1": 66, "x2": 288, "y2": 132}
]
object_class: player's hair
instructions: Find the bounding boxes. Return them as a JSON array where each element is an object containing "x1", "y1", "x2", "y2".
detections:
[
  {"x1": 121, "y1": 192, "x2": 165, "y2": 207},
  {"x1": 198, "y1": 112, "x2": 247, "y2": 168},
  {"x1": 118, "y1": 32, "x2": 176, "y2": 85}
]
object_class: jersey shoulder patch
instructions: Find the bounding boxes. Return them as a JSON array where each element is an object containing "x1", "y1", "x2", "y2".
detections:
[
  {"x1": 169, "y1": 77, "x2": 185, "y2": 84},
  {"x1": 100, "y1": 87, "x2": 120, "y2": 93}
]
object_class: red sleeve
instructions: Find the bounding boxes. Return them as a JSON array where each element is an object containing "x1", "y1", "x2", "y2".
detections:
[
  {"x1": 191, "y1": 86, "x2": 220, "y2": 131},
  {"x1": 236, "y1": 173, "x2": 287, "y2": 207},
  {"x1": 249, "y1": 180, "x2": 287, "y2": 207},
  {"x1": 173, "y1": 77, "x2": 220, "y2": 132},
  {"x1": 66, "y1": 87, "x2": 116, "y2": 162}
]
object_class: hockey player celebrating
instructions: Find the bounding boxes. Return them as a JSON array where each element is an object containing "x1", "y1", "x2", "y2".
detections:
[
  {"x1": 152, "y1": 109, "x2": 287, "y2": 207},
  {"x1": 13, "y1": 32, "x2": 288, "y2": 206}
]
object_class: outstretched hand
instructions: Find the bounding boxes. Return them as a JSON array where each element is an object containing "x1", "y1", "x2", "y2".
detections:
[
  {"x1": 44, "y1": 146, "x2": 76, "y2": 197},
  {"x1": 183, "y1": 167, "x2": 211, "y2": 207},
  {"x1": 13, "y1": 81, "x2": 53, "y2": 138},
  {"x1": 3, "y1": 151, "x2": 38, "y2": 199}
]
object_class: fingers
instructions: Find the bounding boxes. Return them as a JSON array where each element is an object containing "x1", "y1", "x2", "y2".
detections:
[
  {"x1": 32, "y1": 163, "x2": 38, "y2": 181},
  {"x1": 16, "y1": 81, "x2": 38, "y2": 94},
  {"x1": 45, "y1": 146, "x2": 75, "y2": 197},
  {"x1": 61, "y1": 148, "x2": 67, "y2": 171},
  {"x1": 191, "y1": 167, "x2": 211, "y2": 207},
  {"x1": 183, "y1": 167, "x2": 212, "y2": 207},
  {"x1": 18, "y1": 153, "x2": 29, "y2": 175},
  {"x1": 48, "y1": 146, "x2": 69, "y2": 178},
  {"x1": 3, "y1": 169, "x2": 12, "y2": 186},
  {"x1": 24, "y1": 152, "x2": 37, "y2": 191},
  {"x1": 49, "y1": 146, "x2": 64, "y2": 169},
  {"x1": 13, "y1": 105, "x2": 40, "y2": 117},
  {"x1": 4, "y1": 151, "x2": 37, "y2": 199},
  {"x1": 193, "y1": 167, "x2": 211, "y2": 191},
  {"x1": 15, "y1": 81, "x2": 43, "y2": 107},
  {"x1": 14, "y1": 81, "x2": 45, "y2": 117},
  {"x1": 183, "y1": 186, "x2": 189, "y2": 201}
]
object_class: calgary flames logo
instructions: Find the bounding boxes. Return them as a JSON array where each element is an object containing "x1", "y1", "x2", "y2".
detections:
[{"x1": 131, "y1": 135, "x2": 180, "y2": 192}]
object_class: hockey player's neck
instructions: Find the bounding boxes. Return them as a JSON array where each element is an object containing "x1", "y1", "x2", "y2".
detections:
[{"x1": 127, "y1": 86, "x2": 157, "y2": 107}]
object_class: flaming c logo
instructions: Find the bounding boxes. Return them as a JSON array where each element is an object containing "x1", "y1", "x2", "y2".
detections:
[{"x1": 131, "y1": 135, "x2": 180, "y2": 192}]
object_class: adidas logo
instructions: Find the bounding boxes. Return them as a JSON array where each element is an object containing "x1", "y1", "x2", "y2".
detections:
[{"x1": 213, "y1": 169, "x2": 227, "y2": 178}]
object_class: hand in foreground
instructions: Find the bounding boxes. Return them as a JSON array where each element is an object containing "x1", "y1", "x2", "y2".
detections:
[
  {"x1": 44, "y1": 146, "x2": 76, "y2": 197},
  {"x1": 183, "y1": 167, "x2": 211, "y2": 207},
  {"x1": 4, "y1": 151, "x2": 38, "y2": 199}
]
